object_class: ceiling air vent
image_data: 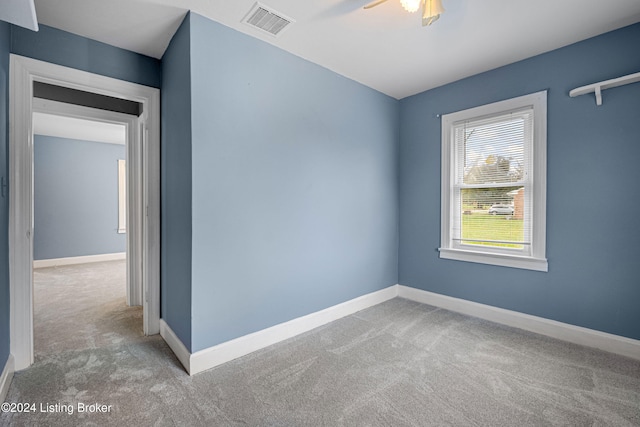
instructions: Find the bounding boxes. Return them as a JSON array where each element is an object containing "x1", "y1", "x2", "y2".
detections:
[{"x1": 242, "y1": 2, "x2": 294, "y2": 37}]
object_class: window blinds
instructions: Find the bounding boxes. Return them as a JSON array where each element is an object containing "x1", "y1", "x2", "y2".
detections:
[{"x1": 451, "y1": 107, "x2": 533, "y2": 251}]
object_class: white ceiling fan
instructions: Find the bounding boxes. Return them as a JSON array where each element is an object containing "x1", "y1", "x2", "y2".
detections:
[{"x1": 364, "y1": 0, "x2": 445, "y2": 26}]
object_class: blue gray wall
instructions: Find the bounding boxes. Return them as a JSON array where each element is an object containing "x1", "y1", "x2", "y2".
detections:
[
  {"x1": 0, "y1": 20, "x2": 11, "y2": 372},
  {"x1": 398, "y1": 23, "x2": 640, "y2": 340},
  {"x1": 161, "y1": 13, "x2": 400, "y2": 352},
  {"x1": 189, "y1": 14, "x2": 399, "y2": 351},
  {"x1": 161, "y1": 15, "x2": 193, "y2": 350},
  {"x1": 33, "y1": 135, "x2": 126, "y2": 260},
  {"x1": 11, "y1": 24, "x2": 161, "y2": 88}
]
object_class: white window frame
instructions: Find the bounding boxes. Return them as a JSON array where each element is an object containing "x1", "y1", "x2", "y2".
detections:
[{"x1": 439, "y1": 91, "x2": 548, "y2": 272}]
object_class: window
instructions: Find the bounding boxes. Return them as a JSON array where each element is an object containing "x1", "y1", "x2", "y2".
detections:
[
  {"x1": 118, "y1": 159, "x2": 126, "y2": 233},
  {"x1": 439, "y1": 91, "x2": 547, "y2": 272}
]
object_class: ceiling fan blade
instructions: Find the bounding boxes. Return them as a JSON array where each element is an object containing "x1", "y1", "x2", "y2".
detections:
[
  {"x1": 422, "y1": 0, "x2": 444, "y2": 26},
  {"x1": 363, "y1": 0, "x2": 390, "y2": 9}
]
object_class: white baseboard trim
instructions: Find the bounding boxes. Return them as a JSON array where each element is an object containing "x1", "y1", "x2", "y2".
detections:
[
  {"x1": 33, "y1": 252, "x2": 126, "y2": 268},
  {"x1": 397, "y1": 285, "x2": 640, "y2": 361},
  {"x1": 161, "y1": 285, "x2": 399, "y2": 375},
  {"x1": 159, "y1": 320, "x2": 191, "y2": 373},
  {"x1": 1, "y1": 354, "x2": 15, "y2": 403},
  {"x1": 161, "y1": 283, "x2": 639, "y2": 375}
]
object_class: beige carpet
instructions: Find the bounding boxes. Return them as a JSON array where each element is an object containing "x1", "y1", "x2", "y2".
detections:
[{"x1": 2, "y1": 260, "x2": 639, "y2": 426}]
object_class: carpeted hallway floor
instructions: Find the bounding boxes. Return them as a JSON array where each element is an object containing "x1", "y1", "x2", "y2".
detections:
[
  {"x1": 32, "y1": 260, "x2": 143, "y2": 359},
  {"x1": 2, "y1": 260, "x2": 639, "y2": 426}
]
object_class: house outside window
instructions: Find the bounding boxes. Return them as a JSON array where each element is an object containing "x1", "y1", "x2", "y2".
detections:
[{"x1": 439, "y1": 91, "x2": 548, "y2": 272}]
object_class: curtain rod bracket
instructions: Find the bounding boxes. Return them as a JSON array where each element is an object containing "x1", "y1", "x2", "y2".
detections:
[{"x1": 570, "y1": 71, "x2": 640, "y2": 106}]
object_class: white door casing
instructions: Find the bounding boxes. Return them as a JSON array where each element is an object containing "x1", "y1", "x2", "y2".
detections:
[{"x1": 9, "y1": 55, "x2": 160, "y2": 370}]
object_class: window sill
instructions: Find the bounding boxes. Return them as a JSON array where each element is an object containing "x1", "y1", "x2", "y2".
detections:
[{"x1": 438, "y1": 248, "x2": 548, "y2": 272}]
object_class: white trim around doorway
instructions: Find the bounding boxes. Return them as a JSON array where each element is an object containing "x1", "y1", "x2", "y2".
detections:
[{"x1": 9, "y1": 54, "x2": 161, "y2": 371}]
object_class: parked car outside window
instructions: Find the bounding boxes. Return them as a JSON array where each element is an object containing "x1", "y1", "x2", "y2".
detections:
[{"x1": 488, "y1": 204, "x2": 514, "y2": 215}]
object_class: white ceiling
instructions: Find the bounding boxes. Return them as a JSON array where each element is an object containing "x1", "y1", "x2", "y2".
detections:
[
  {"x1": 33, "y1": 113, "x2": 126, "y2": 145},
  {"x1": 33, "y1": 0, "x2": 640, "y2": 99}
]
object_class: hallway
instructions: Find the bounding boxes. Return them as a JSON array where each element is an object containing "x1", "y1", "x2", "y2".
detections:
[{"x1": 33, "y1": 260, "x2": 142, "y2": 359}]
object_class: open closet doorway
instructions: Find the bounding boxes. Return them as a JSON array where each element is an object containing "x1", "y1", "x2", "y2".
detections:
[
  {"x1": 9, "y1": 55, "x2": 160, "y2": 371},
  {"x1": 31, "y1": 104, "x2": 141, "y2": 358}
]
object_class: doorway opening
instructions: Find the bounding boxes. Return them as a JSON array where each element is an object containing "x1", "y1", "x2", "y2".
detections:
[
  {"x1": 31, "y1": 106, "x2": 139, "y2": 358},
  {"x1": 9, "y1": 55, "x2": 160, "y2": 371}
]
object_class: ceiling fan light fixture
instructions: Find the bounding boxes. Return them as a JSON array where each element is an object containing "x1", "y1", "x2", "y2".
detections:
[
  {"x1": 422, "y1": 0, "x2": 444, "y2": 26},
  {"x1": 400, "y1": 0, "x2": 421, "y2": 13}
]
